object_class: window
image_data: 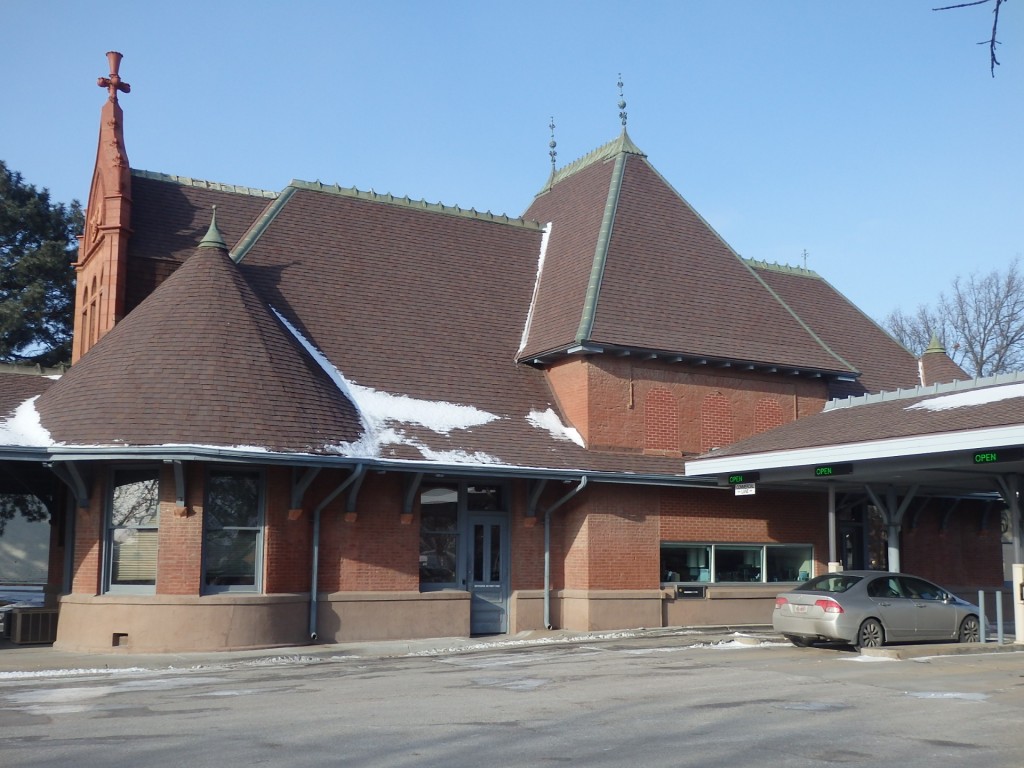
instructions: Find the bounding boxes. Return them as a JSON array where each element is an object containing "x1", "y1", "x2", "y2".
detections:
[
  {"x1": 661, "y1": 543, "x2": 812, "y2": 584},
  {"x1": 106, "y1": 467, "x2": 160, "y2": 593},
  {"x1": 203, "y1": 470, "x2": 263, "y2": 593},
  {"x1": 418, "y1": 483, "x2": 505, "y2": 590},
  {"x1": 419, "y1": 485, "x2": 459, "y2": 587}
]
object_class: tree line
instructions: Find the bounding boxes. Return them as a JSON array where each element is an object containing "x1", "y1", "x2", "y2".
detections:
[{"x1": 884, "y1": 258, "x2": 1024, "y2": 378}]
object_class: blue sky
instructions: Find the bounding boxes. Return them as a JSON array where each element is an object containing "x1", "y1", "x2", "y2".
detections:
[{"x1": 2, "y1": 0, "x2": 1021, "y2": 323}]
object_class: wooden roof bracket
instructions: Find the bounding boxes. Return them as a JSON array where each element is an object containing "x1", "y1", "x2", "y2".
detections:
[
  {"x1": 527, "y1": 479, "x2": 549, "y2": 518},
  {"x1": 163, "y1": 459, "x2": 187, "y2": 509},
  {"x1": 46, "y1": 461, "x2": 91, "y2": 509},
  {"x1": 291, "y1": 467, "x2": 321, "y2": 511},
  {"x1": 401, "y1": 472, "x2": 424, "y2": 524},
  {"x1": 345, "y1": 469, "x2": 366, "y2": 515},
  {"x1": 939, "y1": 498, "x2": 961, "y2": 533}
]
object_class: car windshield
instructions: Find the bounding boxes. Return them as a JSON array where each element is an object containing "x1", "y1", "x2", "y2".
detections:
[{"x1": 795, "y1": 574, "x2": 863, "y2": 593}]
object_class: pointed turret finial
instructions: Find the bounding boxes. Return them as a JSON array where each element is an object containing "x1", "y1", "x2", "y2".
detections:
[
  {"x1": 199, "y1": 206, "x2": 227, "y2": 250},
  {"x1": 548, "y1": 117, "x2": 558, "y2": 173},
  {"x1": 924, "y1": 333, "x2": 946, "y2": 354},
  {"x1": 617, "y1": 74, "x2": 627, "y2": 128},
  {"x1": 97, "y1": 51, "x2": 131, "y2": 103}
]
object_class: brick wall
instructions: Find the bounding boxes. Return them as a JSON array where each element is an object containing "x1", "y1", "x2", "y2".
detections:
[
  {"x1": 901, "y1": 500, "x2": 1003, "y2": 587},
  {"x1": 644, "y1": 387, "x2": 678, "y2": 453},
  {"x1": 660, "y1": 488, "x2": 831, "y2": 576},
  {"x1": 262, "y1": 466, "x2": 311, "y2": 593},
  {"x1": 561, "y1": 485, "x2": 660, "y2": 590},
  {"x1": 544, "y1": 356, "x2": 827, "y2": 454},
  {"x1": 316, "y1": 472, "x2": 419, "y2": 592},
  {"x1": 156, "y1": 463, "x2": 202, "y2": 595},
  {"x1": 70, "y1": 480, "x2": 104, "y2": 594}
]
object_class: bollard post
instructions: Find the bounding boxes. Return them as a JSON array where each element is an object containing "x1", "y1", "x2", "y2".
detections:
[
  {"x1": 996, "y1": 590, "x2": 1004, "y2": 645},
  {"x1": 978, "y1": 590, "x2": 987, "y2": 644}
]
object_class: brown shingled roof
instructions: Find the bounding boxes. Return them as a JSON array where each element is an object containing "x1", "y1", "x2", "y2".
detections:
[
  {"x1": 0, "y1": 370, "x2": 57, "y2": 417},
  {"x1": 36, "y1": 237, "x2": 363, "y2": 453},
  {"x1": 125, "y1": 171, "x2": 278, "y2": 314},
  {"x1": 748, "y1": 262, "x2": 921, "y2": 397},
  {"x1": 520, "y1": 135, "x2": 857, "y2": 376}
]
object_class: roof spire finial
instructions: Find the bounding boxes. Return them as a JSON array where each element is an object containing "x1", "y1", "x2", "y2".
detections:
[
  {"x1": 97, "y1": 51, "x2": 131, "y2": 103},
  {"x1": 199, "y1": 205, "x2": 227, "y2": 250},
  {"x1": 548, "y1": 116, "x2": 558, "y2": 173},
  {"x1": 617, "y1": 73, "x2": 628, "y2": 128}
]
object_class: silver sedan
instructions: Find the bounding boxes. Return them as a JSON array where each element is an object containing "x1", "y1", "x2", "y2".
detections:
[{"x1": 772, "y1": 570, "x2": 983, "y2": 649}]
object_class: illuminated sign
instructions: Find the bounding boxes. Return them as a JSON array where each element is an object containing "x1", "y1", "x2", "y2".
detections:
[
  {"x1": 813, "y1": 464, "x2": 853, "y2": 477},
  {"x1": 727, "y1": 473, "x2": 760, "y2": 485},
  {"x1": 972, "y1": 448, "x2": 1024, "y2": 465}
]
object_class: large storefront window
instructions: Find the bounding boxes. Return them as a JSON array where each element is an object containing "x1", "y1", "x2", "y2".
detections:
[
  {"x1": 107, "y1": 467, "x2": 160, "y2": 593},
  {"x1": 204, "y1": 470, "x2": 263, "y2": 593},
  {"x1": 661, "y1": 543, "x2": 812, "y2": 584}
]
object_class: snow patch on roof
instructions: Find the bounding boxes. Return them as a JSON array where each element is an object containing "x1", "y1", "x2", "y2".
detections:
[
  {"x1": 906, "y1": 382, "x2": 1024, "y2": 412},
  {"x1": 273, "y1": 307, "x2": 501, "y2": 462},
  {"x1": 517, "y1": 222, "x2": 552, "y2": 358},
  {"x1": 0, "y1": 397, "x2": 56, "y2": 447},
  {"x1": 526, "y1": 407, "x2": 585, "y2": 447}
]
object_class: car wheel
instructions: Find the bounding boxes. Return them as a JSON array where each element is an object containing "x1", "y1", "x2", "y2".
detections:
[
  {"x1": 958, "y1": 615, "x2": 981, "y2": 643},
  {"x1": 784, "y1": 635, "x2": 814, "y2": 648},
  {"x1": 855, "y1": 618, "x2": 884, "y2": 649}
]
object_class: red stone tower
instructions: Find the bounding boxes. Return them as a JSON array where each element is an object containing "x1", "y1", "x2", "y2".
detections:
[{"x1": 72, "y1": 51, "x2": 132, "y2": 362}]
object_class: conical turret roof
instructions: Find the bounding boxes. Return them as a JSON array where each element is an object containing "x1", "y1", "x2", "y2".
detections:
[{"x1": 37, "y1": 233, "x2": 363, "y2": 452}]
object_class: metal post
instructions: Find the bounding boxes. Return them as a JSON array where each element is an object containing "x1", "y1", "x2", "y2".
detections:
[
  {"x1": 978, "y1": 590, "x2": 987, "y2": 644},
  {"x1": 996, "y1": 590, "x2": 1004, "y2": 645}
]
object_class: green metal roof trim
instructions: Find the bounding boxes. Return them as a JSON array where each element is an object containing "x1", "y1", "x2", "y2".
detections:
[
  {"x1": 824, "y1": 370, "x2": 1024, "y2": 412},
  {"x1": 130, "y1": 169, "x2": 279, "y2": 198},
  {"x1": 289, "y1": 179, "x2": 544, "y2": 230},
  {"x1": 741, "y1": 259, "x2": 859, "y2": 376},
  {"x1": 742, "y1": 258, "x2": 822, "y2": 279},
  {"x1": 537, "y1": 129, "x2": 646, "y2": 195},
  {"x1": 575, "y1": 152, "x2": 627, "y2": 343},
  {"x1": 231, "y1": 186, "x2": 297, "y2": 263}
]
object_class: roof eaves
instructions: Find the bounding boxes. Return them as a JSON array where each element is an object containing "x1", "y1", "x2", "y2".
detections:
[
  {"x1": 32, "y1": 443, "x2": 715, "y2": 487},
  {"x1": 522, "y1": 341, "x2": 860, "y2": 379}
]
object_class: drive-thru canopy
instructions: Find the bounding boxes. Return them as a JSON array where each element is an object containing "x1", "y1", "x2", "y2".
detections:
[{"x1": 685, "y1": 374, "x2": 1024, "y2": 570}]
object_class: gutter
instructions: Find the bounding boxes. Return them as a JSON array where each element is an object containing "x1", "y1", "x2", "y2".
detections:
[
  {"x1": 308, "y1": 463, "x2": 364, "y2": 640},
  {"x1": 543, "y1": 476, "x2": 589, "y2": 630}
]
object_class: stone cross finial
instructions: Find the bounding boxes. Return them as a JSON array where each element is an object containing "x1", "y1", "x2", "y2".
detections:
[{"x1": 97, "y1": 51, "x2": 131, "y2": 102}]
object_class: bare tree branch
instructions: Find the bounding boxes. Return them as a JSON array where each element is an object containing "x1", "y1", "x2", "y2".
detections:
[{"x1": 933, "y1": 0, "x2": 1008, "y2": 76}]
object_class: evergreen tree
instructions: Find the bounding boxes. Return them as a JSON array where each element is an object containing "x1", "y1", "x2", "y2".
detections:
[{"x1": 0, "y1": 160, "x2": 82, "y2": 367}]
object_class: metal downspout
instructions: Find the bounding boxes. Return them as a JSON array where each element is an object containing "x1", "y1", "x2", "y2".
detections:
[
  {"x1": 543, "y1": 476, "x2": 589, "y2": 630},
  {"x1": 308, "y1": 464, "x2": 364, "y2": 640}
]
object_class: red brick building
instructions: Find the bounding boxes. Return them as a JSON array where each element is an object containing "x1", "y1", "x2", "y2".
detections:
[{"x1": 0, "y1": 53, "x2": 1001, "y2": 652}]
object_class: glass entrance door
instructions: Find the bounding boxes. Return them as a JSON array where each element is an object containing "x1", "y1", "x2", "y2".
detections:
[{"x1": 467, "y1": 513, "x2": 508, "y2": 635}]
